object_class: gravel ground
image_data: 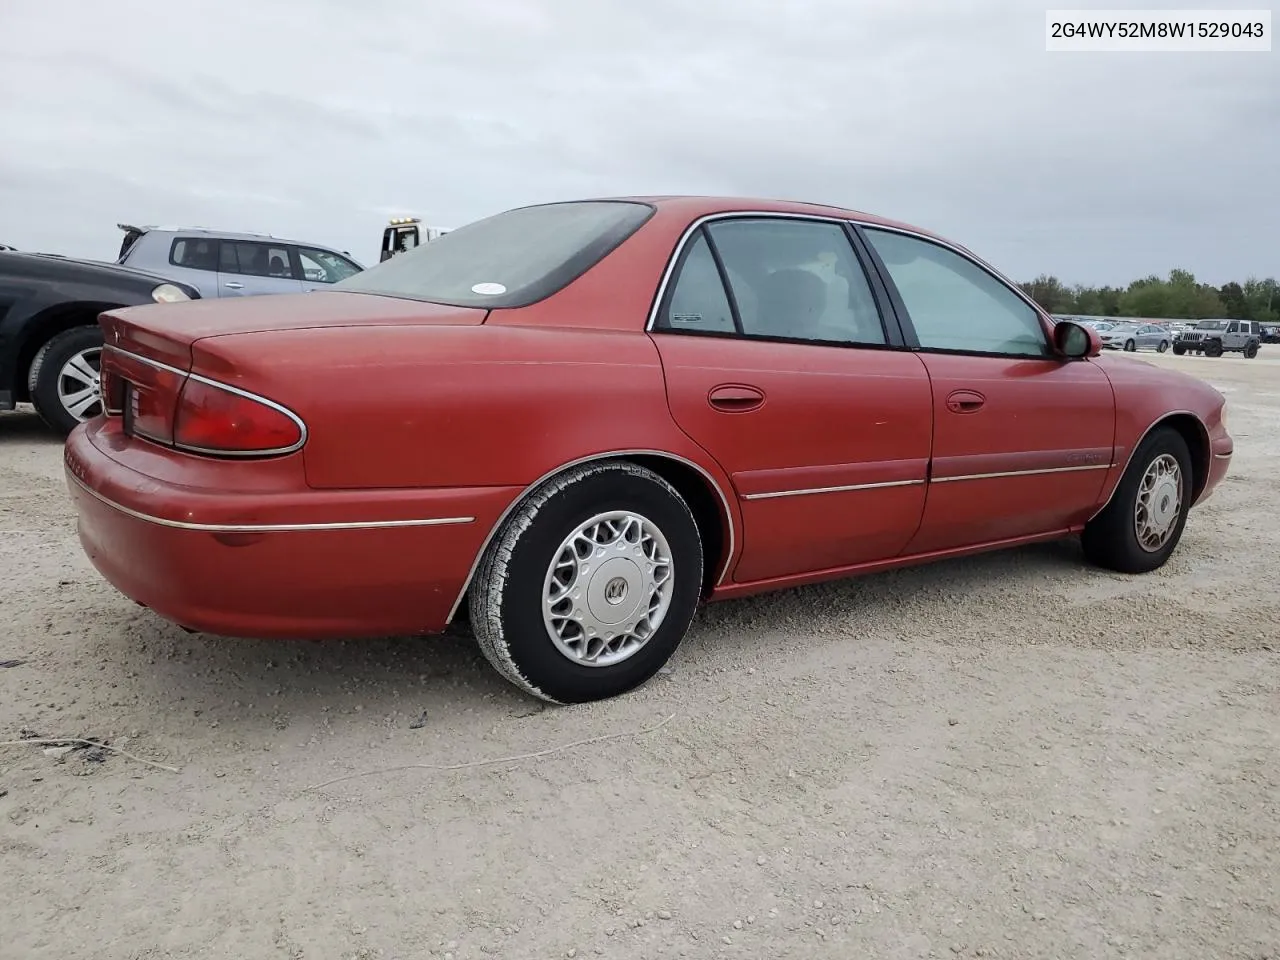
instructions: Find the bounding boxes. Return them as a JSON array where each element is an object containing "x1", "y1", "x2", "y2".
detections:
[{"x1": 2, "y1": 352, "x2": 1277, "y2": 960}]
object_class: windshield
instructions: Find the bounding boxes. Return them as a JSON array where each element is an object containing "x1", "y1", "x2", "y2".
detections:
[
  {"x1": 1195, "y1": 320, "x2": 1228, "y2": 330},
  {"x1": 336, "y1": 200, "x2": 654, "y2": 308}
]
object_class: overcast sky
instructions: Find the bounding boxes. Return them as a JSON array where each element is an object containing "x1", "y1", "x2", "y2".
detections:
[{"x1": 1, "y1": 0, "x2": 1275, "y2": 286}]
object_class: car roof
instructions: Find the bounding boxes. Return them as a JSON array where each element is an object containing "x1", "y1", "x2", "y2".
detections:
[
  {"x1": 603, "y1": 195, "x2": 949, "y2": 239},
  {"x1": 123, "y1": 224, "x2": 345, "y2": 250}
]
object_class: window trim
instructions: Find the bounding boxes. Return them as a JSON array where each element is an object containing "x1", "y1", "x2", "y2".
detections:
[
  {"x1": 649, "y1": 212, "x2": 905, "y2": 351},
  {"x1": 699, "y1": 227, "x2": 745, "y2": 336},
  {"x1": 644, "y1": 210, "x2": 1054, "y2": 361},
  {"x1": 168, "y1": 236, "x2": 222, "y2": 274}
]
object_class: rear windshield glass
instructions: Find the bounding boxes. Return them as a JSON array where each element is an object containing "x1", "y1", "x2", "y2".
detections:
[{"x1": 336, "y1": 200, "x2": 654, "y2": 308}]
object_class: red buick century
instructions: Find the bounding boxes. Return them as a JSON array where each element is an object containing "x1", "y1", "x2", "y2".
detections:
[{"x1": 64, "y1": 196, "x2": 1233, "y2": 703}]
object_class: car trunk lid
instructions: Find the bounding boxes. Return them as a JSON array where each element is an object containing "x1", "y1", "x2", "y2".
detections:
[{"x1": 99, "y1": 291, "x2": 490, "y2": 372}]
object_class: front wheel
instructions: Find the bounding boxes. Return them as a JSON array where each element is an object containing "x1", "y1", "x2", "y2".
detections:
[
  {"x1": 27, "y1": 326, "x2": 105, "y2": 435},
  {"x1": 470, "y1": 461, "x2": 703, "y2": 704},
  {"x1": 1082, "y1": 426, "x2": 1192, "y2": 574},
  {"x1": 1204, "y1": 340, "x2": 1224, "y2": 358},
  {"x1": 1124, "y1": 339, "x2": 1137, "y2": 352},
  {"x1": 1172, "y1": 343, "x2": 1186, "y2": 355},
  {"x1": 1157, "y1": 340, "x2": 1169, "y2": 353}
]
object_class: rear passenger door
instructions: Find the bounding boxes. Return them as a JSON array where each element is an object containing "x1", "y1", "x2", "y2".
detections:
[
  {"x1": 649, "y1": 215, "x2": 934, "y2": 584},
  {"x1": 216, "y1": 240, "x2": 305, "y2": 297},
  {"x1": 166, "y1": 236, "x2": 222, "y2": 298}
]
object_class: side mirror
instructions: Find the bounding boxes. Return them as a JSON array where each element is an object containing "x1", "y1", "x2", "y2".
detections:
[{"x1": 1053, "y1": 320, "x2": 1101, "y2": 359}]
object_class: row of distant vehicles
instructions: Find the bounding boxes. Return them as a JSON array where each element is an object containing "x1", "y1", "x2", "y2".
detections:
[
  {"x1": 1052, "y1": 314, "x2": 1275, "y2": 359},
  {"x1": 0, "y1": 216, "x2": 446, "y2": 432}
]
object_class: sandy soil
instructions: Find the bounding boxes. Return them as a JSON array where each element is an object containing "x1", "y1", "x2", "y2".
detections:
[{"x1": 2, "y1": 352, "x2": 1277, "y2": 960}]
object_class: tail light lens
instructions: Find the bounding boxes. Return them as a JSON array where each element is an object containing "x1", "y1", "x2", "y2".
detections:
[
  {"x1": 128, "y1": 364, "x2": 187, "y2": 445},
  {"x1": 173, "y1": 378, "x2": 304, "y2": 455},
  {"x1": 102, "y1": 345, "x2": 304, "y2": 456},
  {"x1": 100, "y1": 367, "x2": 122, "y2": 415}
]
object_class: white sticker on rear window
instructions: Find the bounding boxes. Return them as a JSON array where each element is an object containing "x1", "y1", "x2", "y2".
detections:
[{"x1": 470, "y1": 282, "x2": 507, "y2": 295}]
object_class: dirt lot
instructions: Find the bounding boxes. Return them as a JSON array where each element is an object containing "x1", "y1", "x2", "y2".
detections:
[{"x1": 2, "y1": 351, "x2": 1277, "y2": 960}]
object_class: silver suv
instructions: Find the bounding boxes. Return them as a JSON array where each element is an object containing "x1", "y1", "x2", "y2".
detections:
[
  {"x1": 116, "y1": 225, "x2": 364, "y2": 299},
  {"x1": 1172, "y1": 318, "x2": 1262, "y2": 358}
]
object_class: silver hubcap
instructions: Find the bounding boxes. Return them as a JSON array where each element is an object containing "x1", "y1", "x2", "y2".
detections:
[
  {"x1": 58, "y1": 347, "x2": 103, "y2": 421},
  {"x1": 542, "y1": 511, "x2": 674, "y2": 668},
  {"x1": 1134, "y1": 454, "x2": 1182, "y2": 552}
]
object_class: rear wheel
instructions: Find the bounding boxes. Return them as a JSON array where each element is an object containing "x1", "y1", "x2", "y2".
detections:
[
  {"x1": 28, "y1": 326, "x2": 105, "y2": 436},
  {"x1": 470, "y1": 461, "x2": 703, "y2": 704},
  {"x1": 1244, "y1": 340, "x2": 1259, "y2": 359},
  {"x1": 1157, "y1": 340, "x2": 1169, "y2": 353},
  {"x1": 1082, "y1": 426, "x2": 1192, "y2": 574}
]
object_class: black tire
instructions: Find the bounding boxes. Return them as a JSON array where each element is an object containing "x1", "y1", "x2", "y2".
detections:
[
  {"x1": 1157, "y1": 340, "x2": 1169, "y2": 353},
  {"x1": 1124, "y1": 339, "x2": 1136, "y2": 352},
  {"x1": 1172, "y1": 343, "x2": 1186, "y2": 356},
  {"x1": 1244, "y1": 340, "x2": 1259, "y2": 359},
  {"x1": 1204, "y1": 339, "x2": 1223, "y2": 358},
  {"x1": 27, "y1": 326, "x2": 105, "y2": 436},
  {"x1": 1081, "y1": 426, "x2": 1193, "y2": 574},
  {"x1": 469, "y1": 461, "x2": 703, "y2": 704}
]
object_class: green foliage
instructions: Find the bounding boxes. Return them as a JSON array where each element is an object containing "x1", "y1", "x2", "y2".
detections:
[{"x1": 1019, "y1": 269, "x2": 1278, "y2": 325}]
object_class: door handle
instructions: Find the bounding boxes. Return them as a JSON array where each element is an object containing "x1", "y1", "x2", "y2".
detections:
[
  {"x1": 945, "y1": 389, "x2": 986, "y2": 414},
  {"x1": 708, "y1": 384, "x2": 765, "y2": 412},
  {"x1": 223, "y1": 281, "x2": 244, "y2": 289}
]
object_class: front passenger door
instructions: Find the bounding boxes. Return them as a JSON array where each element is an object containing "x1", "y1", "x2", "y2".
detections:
[
  {"x1": 296, "y1": 246, "x2": 363, "y2": 292},
  {"x1": 217, "y1": 240, "x2": 305, "y2": 297},
  {"x1": 860, "y1": 227, "x2": 1116, "y2": 554}
]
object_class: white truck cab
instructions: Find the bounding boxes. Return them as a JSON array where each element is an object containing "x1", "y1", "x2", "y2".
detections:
[{"x1": 381, "y1": 217, "x2": 450, "y2": 261}]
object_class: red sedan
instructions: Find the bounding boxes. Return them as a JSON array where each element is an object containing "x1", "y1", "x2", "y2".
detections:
[{"x1": 65, "y1": 196, "x2": 1233, "y2": 704}]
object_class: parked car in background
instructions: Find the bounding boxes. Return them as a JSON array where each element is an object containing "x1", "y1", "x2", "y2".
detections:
[
  {"x1": 65, "y1": 196, "x2": 1233, "y2": 704},
  {"x1": 1098, "y1": 321, "x2": 1172, "y2": 353},
  {"x1": 116, "y1": 225, "x2": 363, "y2": 299},
  {"x1": 1261, "y1": 324, "x2": 1280, "y2": 344},
  {"x1": 1173, "y1": 319, "x2": 1262, "y2": 358},
  {"x1": 0, "y1": 251, "x2": 198, "y2": 433}
]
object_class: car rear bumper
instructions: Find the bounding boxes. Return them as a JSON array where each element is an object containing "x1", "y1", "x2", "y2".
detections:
[{"x1": 64, "y1": 421, "x2": 516, "y2": 640}]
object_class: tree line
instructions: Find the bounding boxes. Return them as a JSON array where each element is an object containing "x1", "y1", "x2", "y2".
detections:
[{"x1": 1019, "y1": 269, "x2": 1279, "y2": 325}]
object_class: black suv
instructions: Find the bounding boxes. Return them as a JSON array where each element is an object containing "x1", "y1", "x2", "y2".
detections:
[{"x1": 0, "y1": 251, "x2": 200, "y2": 434}]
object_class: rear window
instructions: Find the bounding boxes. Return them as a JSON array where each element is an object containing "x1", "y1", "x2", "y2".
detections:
[{"x1": 335, "y1": 200, "x2": 654, "y2": 308}]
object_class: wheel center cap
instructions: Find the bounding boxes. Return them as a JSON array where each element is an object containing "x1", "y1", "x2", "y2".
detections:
[
  {"x1": 603, "y1": 577, "x2": 629, "y2": 605},
  {"x1": 1151, "y1": 479, "x2": 1178, "y2": 527},
  {"x1": 586, "y1": 558, "x2": 644, "y2": 626}
]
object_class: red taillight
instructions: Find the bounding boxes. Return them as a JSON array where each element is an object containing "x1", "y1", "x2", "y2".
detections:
[
  {"x1": 128, "y1": 364, "x2": 186, "y2": 445},
  {"x1": 100, "y1": 367, "x2": 122, "y2": 415},
  {"x1": 172, "y1": 378, "x2": 303, "y2": 455}
]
